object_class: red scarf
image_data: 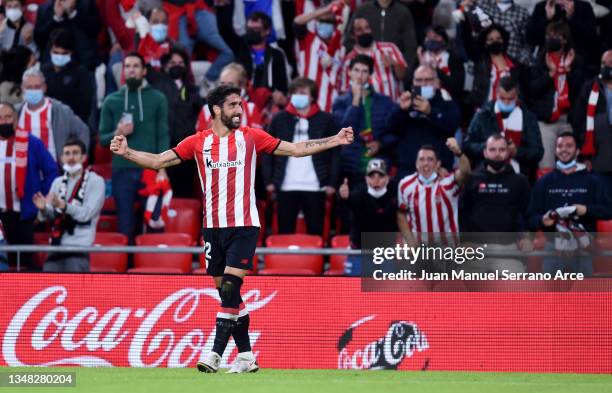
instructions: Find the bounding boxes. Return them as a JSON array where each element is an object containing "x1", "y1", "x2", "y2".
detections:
[
  {"x1": 548, "y1": 52, "x2": 571, "y2": 122},
  {"x1": 14, "y1": 128, "x2": 28, "y2": 199},
  {"x1": 162, "y1": 0, "x2": 210, "y2": 41},
  {"x1": 494, "y1": 102, "x2": 524, "y2": 148},
  {"x1": 489, "y1": 55, "x2": 514, "y2": 101},
  {"x1": 285, "y1": 102, "x2": 320, "y2": 118},
  {"x1": 581, "y1": 81, "x2": 600, "y2": 156},
  {"x1": 139, "y1": 169, "x2": 173, "y2": 230}
]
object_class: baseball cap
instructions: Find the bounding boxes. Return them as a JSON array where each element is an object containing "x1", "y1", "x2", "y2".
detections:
[{"x1": 366, "y1": 158, "x2": 386, "y2": 176}]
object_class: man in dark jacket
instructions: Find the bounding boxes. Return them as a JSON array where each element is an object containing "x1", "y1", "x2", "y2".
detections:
[
  {"x1": 387, "y1": 64, "x2": 460, "y2": 178},
  {"x1": 464, "y1": 76, "x2": 544, "y2": 177},
  {"x1": 34, "y1": 0, "x2": 101, "y2": 70},
  {"x1": 263, "y1": 77, "x2": 339, "y2": 235},
  {"x1": 41, "y1": 28, "x2": 94, "y2": 124}
]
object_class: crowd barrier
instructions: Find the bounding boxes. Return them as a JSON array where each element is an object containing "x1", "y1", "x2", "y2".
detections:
[{"x1": 1, "y1": 274, "x2": 610, "y2": 373}]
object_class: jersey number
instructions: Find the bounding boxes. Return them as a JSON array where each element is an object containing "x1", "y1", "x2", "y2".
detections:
[{"x1": 203, "y1": 242, "x2": 212, "y2": 267}]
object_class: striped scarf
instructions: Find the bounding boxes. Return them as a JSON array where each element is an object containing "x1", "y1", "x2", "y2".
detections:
[
  {"x1": 139, "y1": 169, "x2": 173, "y2": 230},
  {"x1": 581, "y1": 81, "x2": 599, "y2": 156},
  {"x1": 548, "y1": 52, "x2": 571, "y2": 122},
  {"x1": 494, "y1": 101, "x2": 524, "y2": 147},
  {"x1": 488, "y1": 55, "x2": 514, "y2": 101},
  {"x1": 14, "y1": 128, "x2": 28, "y2": 199}
]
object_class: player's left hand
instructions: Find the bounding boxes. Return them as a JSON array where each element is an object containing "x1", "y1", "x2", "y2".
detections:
[{"x1": 336, "y1": 127, "x2": 354, "y2": 145}]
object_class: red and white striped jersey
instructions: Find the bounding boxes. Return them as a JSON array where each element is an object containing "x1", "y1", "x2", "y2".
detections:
[
  {"x1": 0, "y1": 138, "x2": 21, "y2": 212},
  {"x1": 336, "y1": 42, "x2": 407, "y2": 101},
  {"x1": 18, "y1": 98, "x2": 55, "y2": 160},
  {"x1": 398, "y1": 173, "x2": 459, "y2": 235},
  {"x1": 195, "y1": 98, "x2": 263, "y2": 130},
  {"x1": 295, "y1": 31, "x2": 341, "y2": 112},
  {"x1": 173, "y1": 126, "x2": 280, "y2": 229}
]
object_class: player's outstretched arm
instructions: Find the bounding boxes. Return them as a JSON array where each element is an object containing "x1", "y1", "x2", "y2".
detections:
[
  {"x1": 110, "y1": 135, "x2": 181, "y2": 170},
  {"x1": 274, "y1": 126, "x2": 354, "y2": 157}
]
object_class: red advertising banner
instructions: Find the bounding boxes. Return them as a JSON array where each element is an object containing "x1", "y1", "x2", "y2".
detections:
[{"x1": 1, "y1": 274, "x2": 611, "y2": 373}]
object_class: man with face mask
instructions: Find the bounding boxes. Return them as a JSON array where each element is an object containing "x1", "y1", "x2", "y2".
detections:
[
  {"x1": 464, "y1": 76, "x2": 543, "y2": 178},
  {"x1": 134, "y1": 8, "x2": 176, "y2": 71},
  {"x1": 0, "y1": 102, "x2": 57, "y2": 268},
  {"x1": 0, "y1": 0, "x2": 37, "y2": 53},
  {"x1": 574, "y1": 50, "x2": 612, "y2": 198},
  {"x1": 339, "y1": 158, "x2": 398, "y2": 276},
  {"x1": 293, "y1": 0, "x2": 347, "y2": 112},
  {"x1": 528, "y1": 132, "x2": 612, "y2": 275},
  {"x1": 41, "y1": 28, "x2": 94, "y2": 123},
  {"x1": 387, "y1": 65, "x2": 461, "y2": 179},
  {"x1": 263, "y1": 77, "x2": 339, "y2": 236},
  {"x1": 33, "y1": 138, "x2": 104, "y2": 272},
  {"x1": 99, "y1": 52, "x2": 169, "y2": 243}
]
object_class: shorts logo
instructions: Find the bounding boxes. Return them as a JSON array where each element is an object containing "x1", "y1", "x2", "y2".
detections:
[
  {"x1": 240, "y1": 258, "x2": 249, "y2": 265},
  {"x1": 205, "y1": 158, "x2": 245, "y2": 170}
]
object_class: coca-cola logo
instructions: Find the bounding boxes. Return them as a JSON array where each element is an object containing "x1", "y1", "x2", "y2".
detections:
[
  {"x1": 2, "y1": 286, "x2": 276, "y2": 368},
  {"x1": 337, "y1": 315, "x2": 429, "y2": 370}
]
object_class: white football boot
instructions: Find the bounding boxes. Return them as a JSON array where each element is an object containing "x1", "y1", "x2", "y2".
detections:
[
  {"x1": 226, "y1": 353, "x2": 259, "y2": 374},
  {"x1": 197, "y1": 352, "x2": 221, "y2": 373}
]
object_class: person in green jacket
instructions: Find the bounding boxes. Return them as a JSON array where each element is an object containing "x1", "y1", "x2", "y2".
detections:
[
  {"x1": 464, "y1": 76, "x2": 544, "y2": 180},
  {"x1": 99, "y1": 52, "x2": 169, "y2": 243}
]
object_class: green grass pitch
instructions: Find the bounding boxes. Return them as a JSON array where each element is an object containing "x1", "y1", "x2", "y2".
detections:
[{"x1": 1, "y1": 367, "x2": 611, "y2": 393}]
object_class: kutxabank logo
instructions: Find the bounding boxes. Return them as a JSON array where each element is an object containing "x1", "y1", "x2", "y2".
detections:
[
  {"x1": 337, "y1": 315, "x2": 429, "y2": 370},
  {"x1": 205, "y1": 158, "x2": 245, "y2": 170}
]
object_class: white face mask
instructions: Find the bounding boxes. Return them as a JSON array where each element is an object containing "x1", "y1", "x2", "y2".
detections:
[
  {"x1": 6, "y1": 8, "x2": 23, "y2": 22},
  {"x1": 367, "y1": 186, "x2": 387, "y2": 198},
  {"x1": 63, "y1": 163, "x2": 82, "y2": 175}
]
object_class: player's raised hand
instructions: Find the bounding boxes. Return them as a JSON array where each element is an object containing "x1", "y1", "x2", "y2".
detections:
[
  {"x1": 336, "y1": 127, "x2": 354, "y2": 145},
  {"x1": 110, "y1": 135, "x2": 128, "y2": 156}
]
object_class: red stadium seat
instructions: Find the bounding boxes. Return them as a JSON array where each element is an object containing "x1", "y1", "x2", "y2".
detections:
[
  {"x1": 129, "y1": 233, "x2": 192, "y2": 273},
  {"x1": 97, "y1": 215, "x2": 118, "y2": 232},
  {"x1": 165, "y1": 198, "x2": 201, "y2": 245},
  {"x1": 597, "y1": 220, "x2": 612, "y2": 232},
  {"x1": 90, "y1": 232, "x2": 128, "y2": 273},
  {"x1": 260, "y1": 234, "x2": 323, "y2": 275},
  {"x1": 93, "y1": 141, "x2": 112, "y2": 164},
  {"x1": 325, "y1": 235, "x2": 350, "y2": 276},
  {"x1": 90, "y1": 163, "x2": 112, "y2": 180}
]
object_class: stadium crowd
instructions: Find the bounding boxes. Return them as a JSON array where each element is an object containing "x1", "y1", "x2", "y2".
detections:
[{"x1": 0, "y1": 0, "x2": 611, "y2": 274}]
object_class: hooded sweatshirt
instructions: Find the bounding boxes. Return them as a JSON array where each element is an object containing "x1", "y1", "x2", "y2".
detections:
[{"x1": 99, "y1": 83, "x2": 169, "y2": 168}]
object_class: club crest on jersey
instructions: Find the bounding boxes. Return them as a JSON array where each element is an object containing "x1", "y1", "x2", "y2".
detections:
[{"x1": 205, "y1": 157, "x2": 245, "y2": 170}]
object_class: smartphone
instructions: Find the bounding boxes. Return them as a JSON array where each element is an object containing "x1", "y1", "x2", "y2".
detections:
[
  {"x1": 411, "y1": 86, "x2": 422, "y2": 98},
  {"x1": 120, "y1": 112, "x2": 133, "y2": 125}
]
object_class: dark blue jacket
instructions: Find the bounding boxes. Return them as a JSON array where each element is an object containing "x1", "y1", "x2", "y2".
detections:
[
  {"x1": 527, "y1": 166, "x2": 612, "y2": 232},
  {"x1": 20, "y1": 135, "x2": 58, "y2": 220},
  {"x1": 386, "y1": 94, "x2": 460, "y2": 178},
  {"x1": 332, "y1": 91, "x2": 397, "y2": 175}
]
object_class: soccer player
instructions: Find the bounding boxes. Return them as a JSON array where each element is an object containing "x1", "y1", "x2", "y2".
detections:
[{"x1": 110, "y1": 85, "x2": 354, "y2": 373}]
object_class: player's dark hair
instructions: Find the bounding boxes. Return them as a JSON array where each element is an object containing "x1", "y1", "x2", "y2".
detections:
[
  {"x1": 63, "y1": 136, "x2": 87, "y2": 155},
  {"x1": 418, "y1": 144, "x2": 439, "y2": 160},
  {"x1": 247, "y1": 11, "x2": 272, "y2": 30},
  {"x1": 124, "y1": 52, "x2": 146, "y2": 68},
  {"x1": 289, "y1": 77, "x2": 318, "y2": 101},
  {"x1": 349, "y1": 54, "x2": 374, "y2": 74},
  {"x1": 50, "y1": 29, "x2": 74, "y2": 52},
  {"x1": 207, "y1": 85, "x2": 242, "y2": 119},
  {"x1": 557, "y1": 131, "x2": 577, "y2": 145},
  {"x1": 498, "y1": 76, "x2": 519, "y2": 92}
]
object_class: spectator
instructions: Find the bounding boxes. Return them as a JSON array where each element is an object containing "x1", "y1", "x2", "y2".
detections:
[
  {"x1": 460, "y1": 134, "x2": 532, "y2": 273},
  {"x1": 293, "y1": 1, "x2": 346, "y2": 112},
  {"x1": 0, "y1": 0, "x2": 37, "y2": 53},
  {"x1": 464, "y1": 76, "x2": 544, "y2": 177},
  {"x1": 573, "y1": 50, "x2": 612, "y2": 196},
  {"x1": 196, "y1": 63, "x2": 264, "y2": 130},
  {"x1": 336, "y1": 16, "x2": 407, "y2": 101},
  {"x1": 235, "y1": 11, "x2": 290, "y2": 111},
  {"x1": 387, "y1": 65, "x2": 461, "y2": 178},
  {"x1": 528, "y1": 131, "x2": 612, "y2": 275},
  {"x1": 99, "y1": 52, "x2": 169, "y2": 243},
  {"x1": 338, "y1": 158, "x2": 398, "y2": 276},
  {"x1": 527, "y1": 0, "x2": 598, "y2": 69},
  {"x1": 397, "y1": 139, "x2": 470, "y2": 246},
  {"x1": 457, "y1": 0, "x2": 531, "y2": 64},
  {"x1": 262, "y1": 77, "x2": 339, "y2": 236},
  {"x1": 0, "y1": 45, "x2": 35, "y2": 106},
  {"x1": 41, "y1": 29, "x2": 95, "y2": 123},
  {"x1": 33, "y1": 138, "x2": 104, "y2": 272},
  {"x1": 135, "y1": 7, "x2": 178, "y2": 71},
  {"x1": 465, "y1": 24, "x2": 523, "y2": 111},
  {"x1": 332, "y1": 54, "x2": 396, "y2": 185},
  {"x1": 412, "y1": 25, "x2": 465, "y2": 100},
  {"x1": 162, "y1": 0, "x2": 234, "y2": 87},
  {"x1": 148, "y1": 47, "x2": 202, "y2": 198},
  {"x1": 19, "y1": 68, "x2": 90, "y2": 162},
  {"x1": 524, "y1": 22, "x2": 585, "y2": 172},
  {"x1": 346, "y1": 0, "x2": 418, "y2": 65},
  {"x1": 0, "y1": 102, "x2": 57, "y2": 267},
  {"x1": 34, "y1": 0, "x2": 102, "y2": 70}
]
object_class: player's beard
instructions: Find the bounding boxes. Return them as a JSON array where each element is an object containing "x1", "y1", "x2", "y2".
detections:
[{"x1": 220, "y1": 111, "x2": 241, "y2": 129}]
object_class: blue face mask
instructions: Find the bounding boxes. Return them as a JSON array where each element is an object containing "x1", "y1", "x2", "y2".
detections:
[
  {"x1": 316, "y1": 22, "x2": 335, "y2": 40},
  {"x1": 51, "y1": 53, "x2": 71, "y2": 67},
  {"x1": 151, "y1": 24, "x2": 168, "y2": 43},
  {"x1": 420, "y1": 85, "x2": 435, "y2": 100},
  {"x1": 290, "y1": 94, "x2": 310, "y2": 110},
  {"x1": 418, "y1": 172, "x2": 438, "y2": 185},
  {"x1": 24, "y1": 89, "x2": 44, "y2": 106},
  {"x1": 497, "y1": 100, "x2": 516, "y2": 114},
  {"x1": 556, "y1": 159, "x2": 577, "y2": 170}
]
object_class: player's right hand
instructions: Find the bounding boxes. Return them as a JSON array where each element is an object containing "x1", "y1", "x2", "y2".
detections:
[{"x1": 110, "y1": 135, "x2": 128, "y2": 156}]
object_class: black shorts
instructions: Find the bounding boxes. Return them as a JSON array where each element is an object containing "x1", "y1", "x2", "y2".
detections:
[{"x1": 201, "y1": 226, "x2": 259, "y2": 276}]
